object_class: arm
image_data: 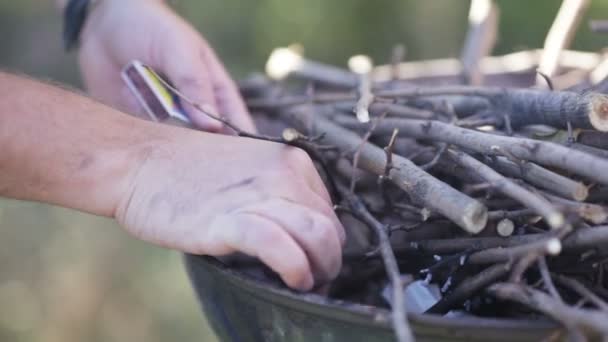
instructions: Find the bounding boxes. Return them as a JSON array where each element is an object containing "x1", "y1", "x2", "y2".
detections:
[{"x1": 0, "y1": 72, "x2": 344, "y2": 290}]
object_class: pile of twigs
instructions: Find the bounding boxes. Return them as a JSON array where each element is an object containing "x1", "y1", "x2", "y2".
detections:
[{"x1": 232, "y1": 1, "x2": 608, "y2": 341}]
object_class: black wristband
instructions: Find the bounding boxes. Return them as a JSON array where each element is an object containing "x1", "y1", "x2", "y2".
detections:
[{"x1": 63, "y1": 0, "x2": 92, "y2": 51}]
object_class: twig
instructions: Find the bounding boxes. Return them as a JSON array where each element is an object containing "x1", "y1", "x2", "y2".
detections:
[
  {"x1": 488, "y1": 155, "x2": 588, "y2": 201},
  {"x1": 387, "y1": 225, "x2": 608, "y2": 257},
  {"x1": 467, "y1": 236, "x2": 562, "y2": 265},
  {"x1": 446, "y1": 149, "x2": 564, "y2": 229},
  {"x1": 542, "y1": 192, "x2": 608, "y2": 225},
  {"x1": 265, "y1": 46, "x2": 358, "y2": 87},
  {"x1": 496, "y1": 218, "x2": 515, "y2": 237},
  {"x1": 489, "y1": 282, "x2": 608, "y2": 337},
  {"x1": 460, "y1": 0, "x2": 499, "y2": 85},
  {"x1": 350, "y1": 55, "x2": 375, "y2": 122},
  {"x1": 337, "y1": 117, "x2": 608, "y2": 185},
  {"x1": 333, "y1": 101, "x2": 435, "y2": 120},
  {"x1": 553, "y1": 274, "x2": 608, "y2": 312},
  {"x1": 375, "y1": 87, "x2": 608, "y2": 132},
  {"x1": 537, "y1": 0, "x2": 591, "y2": 84},
  {"x1": 538, "y1": 256, "x2": 562, "y2": 301},
  {"x1": 284, "y1": 109, "x2": 488, "y2": 233},
  {"x1": 339, "y1": 187, "x2": 414, "y2": 342},
  {"x1": 350, "y1": 114, "x2": 386, "y2": 192},
  {"x1": 391, "y1": 44, "x2": 407, "y2": 81},
  {"x1": 427, "y1": 263, "x2": 510, "y2": 314},
  {"x1": 488, "y1": 208, "x2": 537, "y2": 221},
  {"x1": 379, "y1": 129, "x2": 399, "y2": 207},
  {"x1": 419, "y1": 144, "x2": 448, "y2": 171}
]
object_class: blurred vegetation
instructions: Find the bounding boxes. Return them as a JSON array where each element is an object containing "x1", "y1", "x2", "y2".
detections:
[{"x1": 0, "y1": 1, "x2": 606, "y2": 341}]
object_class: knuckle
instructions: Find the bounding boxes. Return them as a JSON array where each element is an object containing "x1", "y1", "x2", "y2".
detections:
[
  {"x1": 255, "y1": 224, "x2": 286, "y2": 247},
  {"x1": 174, "y1": 75, "x2": 210, "y2": 92},
  {"x1": 286, "y1": 147, "x2": 313, "y2": 169}
]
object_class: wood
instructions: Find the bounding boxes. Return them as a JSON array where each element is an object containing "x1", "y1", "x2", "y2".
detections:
[
  {"x1": 460, "y1": 0, "x2": 499, "y2": 85},
  {"x1": 284, "y1": 109, "x2": 488, "y2": 233}
]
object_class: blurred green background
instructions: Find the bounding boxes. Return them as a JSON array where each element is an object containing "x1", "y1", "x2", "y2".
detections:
[{"x1": 0, "y1": 1, "x2": 606, "y2": 341}]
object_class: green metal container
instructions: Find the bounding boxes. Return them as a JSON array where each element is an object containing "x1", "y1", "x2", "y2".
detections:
[{"x1": 185, "y1": 255, "x2": 559, "y2": 342}]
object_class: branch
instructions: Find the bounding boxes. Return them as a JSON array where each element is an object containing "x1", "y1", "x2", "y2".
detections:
[
  {"x1": 537, "y1": 0, "x2": 591, "y2": 83},
  {"x1": 460, "y1": 0, "x2": 499, "y2": 85},
  {"x1": 338, "y1": 187, "x2": 414, "y2": 342},
  {"x1": 489, "y1": 282, "x2": 608, "y2": 336},
  {"x1": 446, "y1": 149, "x2": 565, "y2": 229},
  {"x1": 283, "y1": 109, "x2": 488, "y2": 233},
  {"x1": 427, "y1": 263, "x2": 510, "y2": 314},
  {"x1": 337, "y1": 117, "x2": 608, "y2": 185},
  {"x1": 488, "y1": 156, "x2": 588, "y2": 201}
]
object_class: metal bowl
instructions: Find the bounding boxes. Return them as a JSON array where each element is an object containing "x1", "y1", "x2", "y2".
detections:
[{"x1": 184, "y1": 255, "x2": 559, "y2": 342}]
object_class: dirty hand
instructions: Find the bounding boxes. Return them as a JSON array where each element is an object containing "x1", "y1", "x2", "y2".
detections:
[
  {"x1": 116, "y1": 130, "x2": 345, "y2": 291},
  {"x1": 78, "y1": 0, "x2": 255, "y2": 132}
]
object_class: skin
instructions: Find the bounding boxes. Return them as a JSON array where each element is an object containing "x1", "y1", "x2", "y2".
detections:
[
  {"x1": 0, "y1": 72, "x2": 344, "y2": 291},
  {"x1": 37, "y1": 1, "x2": 345, "y2": 290},
  {"x1": 76, "y1": 0, "x2": 255, "y2": 132}
]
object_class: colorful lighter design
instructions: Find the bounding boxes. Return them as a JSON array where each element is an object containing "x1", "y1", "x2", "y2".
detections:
[{"x1": 121, "y1": 60, "x2": 191, "y2": 124}]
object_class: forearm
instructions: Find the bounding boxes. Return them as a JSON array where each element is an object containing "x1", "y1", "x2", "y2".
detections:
[{"x1": 0, "y1": 72, "x2": 165, "y2": 217}]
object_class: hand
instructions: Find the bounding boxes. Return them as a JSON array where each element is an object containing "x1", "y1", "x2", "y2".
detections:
[
  {"x1": 115, "y1": 130, "x2": 345, "y2": 291},
  {"x1": 78, "y1": 0, "x2": 255, "y2": 132}
]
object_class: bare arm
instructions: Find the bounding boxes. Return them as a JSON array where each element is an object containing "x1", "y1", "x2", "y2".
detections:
[
  {"x1": 0, "y1": 72, "x2": 149, "y2": 216},
  {"x1": 0, "y1": 72, "x2": 344, "y2": 290}
]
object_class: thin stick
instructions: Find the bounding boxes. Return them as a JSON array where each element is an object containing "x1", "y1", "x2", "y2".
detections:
[
  {"x1": 284, "y1": 109, "x2": 488, "y2": 233},
  {"x1": 340, "y1": 188, "x2": 414, "y2": 342},
  {"x1": 538, "y1": 256, "x2": 562, "y2": 301},
  {"x1": 385, "y1": 226, "x2": 608, "y2": 257},
  {"x1": 447, "y1": 149, "x2": 564, "y2": 229},
  {"x1": 427, "y1": 263, "x2": 510, "y2": 314},
  {"x1": 460, "y1": 0, "x2": 499, "y2": 85},
  {"x1": 467, "y1": 236, "x2": 562, "y2": 265},
  {"x1": 537, "y1": 0, "x2": 591, "y2": 84},
  {"x1": 337, "y1": 117, "x2": 608, "y2": 185},
  {"x1": 489, "y1": 282, "x2": 608, "y2": 336},
  {"x1": 488, "y1": 156, "x2": 588, "y2": 201},
  {"x1": 351, "y1": 114, "x2": 386, "y2": 192},
  {"x1": 553, "y1": 274, "x2": 608, "y2": 312},
  {"x1": 265, "y1": 46, "x2": 358, "y2": 87}
]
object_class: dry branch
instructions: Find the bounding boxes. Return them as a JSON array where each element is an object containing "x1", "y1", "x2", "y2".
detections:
[
  {"x1": 488, "y1": 156, "x2": 588, "y2": 201},
  {"x1": 446, "y1": 149, "x2": 564, "y2": 229},
  {"x1": 339, "y1": 188, "x2": 414, "y2": 342},
  {"x1": 460, "y1": 0, "x2": 499, "y2": 85},
  {"x1": 537, "y1": 0, "x2": 591, "y2": 83},
  {"x1": 489, "y1": 282, "x2": 608, "y2": 336},
  {"x1": 283, "y1": 109, "x2": 488, "y2": 233},
  {"x1": 374, "y1": 87, "x2": 608, "y2": 131},
  {"x1": 337, "y1": 116, "x2": 608, "y2": 185},
  {"x1": 427, "y1": 263, "x2": 510, "y2": 314}
]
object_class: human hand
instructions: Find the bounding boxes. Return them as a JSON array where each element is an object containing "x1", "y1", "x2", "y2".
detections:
[
  {"x1": 115, "y1": 130, "x2": 345, "y2": 291},
  {"x1": 78, "y1": 0, "x2": 255, "y2": 132}
]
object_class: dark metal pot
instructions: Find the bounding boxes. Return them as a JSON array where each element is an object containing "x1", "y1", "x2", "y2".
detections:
[{"x1": 184, "y1": 255, "x2": 559, "y2": 342}]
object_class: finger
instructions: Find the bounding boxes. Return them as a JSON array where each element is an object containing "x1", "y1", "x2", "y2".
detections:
[
  {"x1": 238, "y1": 199, "x2": 343, "y2": 284},
  {"x1": 204, "y1": 212, "x2": 314, "y2": 291},
  {"x1": 156, "y1": 43, "x2": 223, "y2": 132},
  {"x1": 273, "y1": 179, "x2": 346, "y2": 245},
  {"x1": 283, "y1": 147, "x2": 336, "y2": 207},
  {"x1": 199, "y1": 44, "x2": 257, "y2": 132},
  {"x1": 78, "y1": 47, "x2": 134, "y2": 112}
]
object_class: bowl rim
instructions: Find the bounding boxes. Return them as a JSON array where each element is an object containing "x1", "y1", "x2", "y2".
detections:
[{"x1": 186, "y1": 254, "x2": 558, "y2": 334}]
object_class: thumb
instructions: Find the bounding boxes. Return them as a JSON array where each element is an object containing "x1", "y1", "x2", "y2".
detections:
[{"x1": 157, "y1": 48, "x2": 223, "y2": 132}]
